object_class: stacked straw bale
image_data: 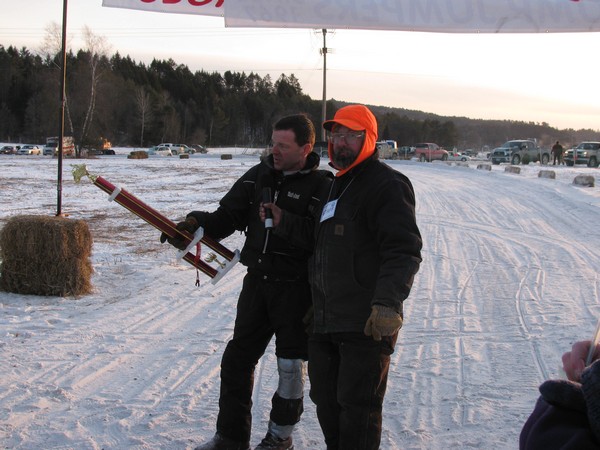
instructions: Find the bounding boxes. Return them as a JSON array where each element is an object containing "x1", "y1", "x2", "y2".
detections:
[
  {"x1": 128, "y1": 150, "x2": 148, "y2": 159},
  {"x1": 0, "y1": 215, "x2": 93, "y2": 296}
]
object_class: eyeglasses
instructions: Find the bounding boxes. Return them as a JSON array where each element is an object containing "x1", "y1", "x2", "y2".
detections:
[{"x1": 327, "y1": 132, "x2": 365, "y2": 144}]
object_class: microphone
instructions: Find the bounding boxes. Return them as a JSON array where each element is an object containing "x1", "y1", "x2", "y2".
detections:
[
  {"x1": 262, "y1": 186, "x2": 273, "y2": 229},
  {"x1": 260, "y1": 174, "x2": 275, "y2": 230}
]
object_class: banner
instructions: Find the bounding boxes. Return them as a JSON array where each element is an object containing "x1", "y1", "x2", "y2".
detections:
[
  {"x1": 102, "y1": 0, "x2": 224, "y2": 17},
  {"x1": 102, "y1": 0, "x2": 600, "y2": 33},
  {"x1": 223, "y1": 0, "x2": 600, "y2": 33}
]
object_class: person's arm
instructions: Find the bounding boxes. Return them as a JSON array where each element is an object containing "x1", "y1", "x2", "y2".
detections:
[{"x1": 369, "y1": 173, "x2": 423, "y2": 311}]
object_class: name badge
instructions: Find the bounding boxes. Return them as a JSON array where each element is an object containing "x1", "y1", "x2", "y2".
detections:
[{"x1": 321, "y1": 199, "x2": 337, "y2": 222}]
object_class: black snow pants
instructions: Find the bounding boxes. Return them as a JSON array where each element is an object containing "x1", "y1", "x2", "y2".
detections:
[
  {"x1": 215, "y1": 273, "x2": 311, "y2": 444},
  {"x1": 308, "y1": 331, "x2": 398, "y2": 450}
]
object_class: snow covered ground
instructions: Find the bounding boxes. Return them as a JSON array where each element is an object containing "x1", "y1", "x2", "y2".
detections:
[{"x1": 1, "y1": 149, "x2": 600, "y2": 449}]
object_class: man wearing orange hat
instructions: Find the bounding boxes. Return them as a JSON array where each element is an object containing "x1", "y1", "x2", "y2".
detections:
[{"x1": 263, "y1": 104, "x2": 422, "y2": 449}]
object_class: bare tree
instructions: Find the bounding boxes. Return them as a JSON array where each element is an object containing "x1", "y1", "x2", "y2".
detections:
[
  {"x1": 78, "y1": 26, "x2": 111, "y2": 153},
  {"x1": 134, "y1": 86, "x2": 153, "y2": 147},
  {"x1": 40, "y1": 22, "x2": 75, "y2": 138}
]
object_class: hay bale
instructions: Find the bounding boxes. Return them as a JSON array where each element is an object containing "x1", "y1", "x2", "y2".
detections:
[
  {"x1": 221, "y1": 154, "x2": 233, "y2": 160},
  {"x1": 477, "y1": 164, "x2": 492, "y2": 171},
  {"x1": 0, "y1": 215, "x2": 93, "y2": 296},
  {"x1": 128, "y1": 150, "x2": 148, "y2": 159},
  {"x1": 505, "y1": 166, "x2": 521, "y2": 174},
  {"x1": 538, "y1": 170, "x2": 556, "y2": 179},
  {"x1": 573, "y1": 175, "x2": 595, "y2": 187},
  {"x1": 179, "y1": 153, "x2": 190, "y2": 159}
]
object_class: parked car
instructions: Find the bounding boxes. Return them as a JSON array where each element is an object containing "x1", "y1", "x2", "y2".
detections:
[
  {"x1": 0, "y1": 145, "x2": 16, "y2": 154},
  {"x1": 85, "y1": 147, "x2": 116, "y2": 156},
  {"x1": 376, "y1": 141, "x2": 399, "y2": 159},
  {"x1": 398, "y1": 146, "x2": 415, "y2": 160},
  {"x1": 447, "y1": 152, "x2": 471, "y2": 162},
  {"x1": 191, "y1": 144, "x2": 208, "y2": 154},
  {"x1": 414, "y1": 143, "x2": 448, "y2": 162},
  {"x1": 147, "y1": 145, "x2": 173, "y2": 156},
  {"x1": 17, "y1": 145, "x2": 41, "y2": 155},
  {"x1": 563, "y1": 142, "x2": 600, "y2": 167},
  {"x1": 172, "y1": 144, "x2": 194, "y2": 155}
]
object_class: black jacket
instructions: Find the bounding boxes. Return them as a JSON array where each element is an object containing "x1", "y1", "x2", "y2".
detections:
[
  {"x1": 520, "y1": 359, "x2": 600, "y2": 449},
  {"x1": 307, "y1": 157, "x2": 422, "y2": 333},
  {"x1": 188, "y1": 152, "x2": 332, "y2": 280}
]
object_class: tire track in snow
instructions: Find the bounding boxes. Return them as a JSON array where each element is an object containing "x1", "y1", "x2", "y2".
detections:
[{"x1": 388, "y1": 162, "x2": 600, "y2": 449}]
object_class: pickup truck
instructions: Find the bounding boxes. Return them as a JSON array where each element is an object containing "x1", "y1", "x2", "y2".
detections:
[
  {"x1": 415, "y1": 143, "x2": 448, "y2": 162},
  {"x1": 490, "y1": 139, "x2": 550, "y2": 165},
  {"x1": 563, "y1": 142, "x2": 600, "y2": 167}
]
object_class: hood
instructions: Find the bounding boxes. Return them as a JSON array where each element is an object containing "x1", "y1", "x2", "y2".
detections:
[{"x1": 323, "y1": 104, "x2": 378, "y2": 177}]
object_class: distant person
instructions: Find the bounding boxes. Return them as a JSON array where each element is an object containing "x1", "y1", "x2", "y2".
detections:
[
  {"x1": 262, "y1": 104, "x2": 423, "y2": 449},
  {"x1": 520, "y1": 339, "x2": 600, "y2": 449},
  {"x1": 162, "y1": 114, "x2": 332, "y2": 450},
  {"x1": 552, "y1": 141, "x2": 564, "y2": 165}
]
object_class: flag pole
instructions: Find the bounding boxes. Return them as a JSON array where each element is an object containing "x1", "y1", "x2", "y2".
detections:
[{"x1": 56, "y1": 0, "x2": 68, "y2": 216}]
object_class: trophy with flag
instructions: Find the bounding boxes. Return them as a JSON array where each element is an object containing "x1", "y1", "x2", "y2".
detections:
[{"x1": 72, "y1": 164, "x2": 239, "y2": 285}]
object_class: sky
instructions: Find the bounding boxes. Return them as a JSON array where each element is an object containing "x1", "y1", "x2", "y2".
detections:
[
  {"x1": 1, "y1": 0, "x2": 600, "y2": 130},
  {"x1": 2, "y1": 151, "x2": 600, "y2": 448}
]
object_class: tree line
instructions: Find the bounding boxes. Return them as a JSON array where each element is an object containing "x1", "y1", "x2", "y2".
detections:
[{"x1": 1, "y1": 41, "x2": 598, "y2": 152}]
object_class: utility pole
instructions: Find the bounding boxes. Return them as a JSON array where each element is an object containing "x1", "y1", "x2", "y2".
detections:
[
  {"x1": 56, "y1": 0, "x2": 68, "y2": 216},
  {"x1": 320, "y1": 29, "x2": 328, "y2": 142}
]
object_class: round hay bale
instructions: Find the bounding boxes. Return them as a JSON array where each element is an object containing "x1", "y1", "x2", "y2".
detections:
[
  {"x1": 0, "y1": 215, "x2": 93, "y2": 296},
  {"x1": 221, "y1": 154, "x2": 233, "y2": 160},
  {"x1": 477, "y1": 164, "x2": 492, "y2": 171},
  {"x1": 128, "y1": 150, "x2": 148, "y2": 159},
  {"x1": 505, "y1": 166, "x2": 521, "y2": 174},
  {"x1": 538, "y1": 170, "x2": 556, "y2": 179},
  {"x1": 179, "y1": 153, "x2": 190, "y2": 159},
  {"x1": 573, "y1": 174, "x2": 595, "y2": 187}
]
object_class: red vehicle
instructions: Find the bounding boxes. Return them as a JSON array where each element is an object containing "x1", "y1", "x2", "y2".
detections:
[{"x1": 415, "y1": 143, "x2": 448, "y2": 162}]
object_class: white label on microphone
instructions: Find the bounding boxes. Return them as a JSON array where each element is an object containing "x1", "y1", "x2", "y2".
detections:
[{"x1": 321, "y1": 200, "x2": 337, "y2": 222}]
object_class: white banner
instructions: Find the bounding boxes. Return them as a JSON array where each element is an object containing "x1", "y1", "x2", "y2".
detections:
[
  {"x1": 102, "y1": 0, "x2": 224, "y2": 17},
  {"x1": 223, "y1": 0, "x2": 600, "y2": 33},
  {"x1": 102, "y1": 0, "x2": 600, "y2": 32}
]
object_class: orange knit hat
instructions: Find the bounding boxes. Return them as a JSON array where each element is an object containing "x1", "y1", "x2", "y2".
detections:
[{"x1": 323, "y1": 105, "x2": 378, "y2": 176}]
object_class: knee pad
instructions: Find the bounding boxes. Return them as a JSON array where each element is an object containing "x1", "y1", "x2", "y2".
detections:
[{"x1": 277, "y1": 357, "x2": 305, "y2": 399}]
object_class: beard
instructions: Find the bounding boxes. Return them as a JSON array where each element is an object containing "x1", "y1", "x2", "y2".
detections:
[{"x1": 331, "y1": 145, "x2": 359, "y2": 169}]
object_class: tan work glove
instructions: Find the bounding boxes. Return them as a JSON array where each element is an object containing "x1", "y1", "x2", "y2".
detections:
[{"x1": 363, "y1": 305, "x2": 403, "y2": 341}]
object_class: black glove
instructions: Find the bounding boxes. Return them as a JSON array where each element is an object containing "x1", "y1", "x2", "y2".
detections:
[
  {"x1": 539, "y1": 379, "x2": 586, "y2": 413},
  {"x1": 160, "y1": 216, "x2": 199, "y2": 250}
]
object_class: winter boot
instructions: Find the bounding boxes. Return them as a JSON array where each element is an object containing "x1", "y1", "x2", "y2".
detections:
[
  {"x1": 194, "y1": 433, "x2": 251, "y2": 450},
  {"x1": 254, "y1": 432, "x2": 294, "y2": 450}
]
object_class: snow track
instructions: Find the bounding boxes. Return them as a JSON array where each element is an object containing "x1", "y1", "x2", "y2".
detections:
[{"x1": 1, "y1": 155, "x2": 600, "y2": 449}]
